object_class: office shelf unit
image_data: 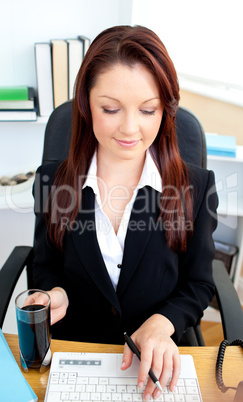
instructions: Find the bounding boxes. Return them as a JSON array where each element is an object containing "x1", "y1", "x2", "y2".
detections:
[{"x1": 207, "y1": 146, "x2": 243, "y2": 291}]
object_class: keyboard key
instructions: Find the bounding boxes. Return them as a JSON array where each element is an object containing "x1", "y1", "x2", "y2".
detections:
[
  {"x1": 50, "y1": 378, "x2": 59, "y2": 385},
  {"x1": 46, "y1": 391, "x2": 61, "y2": 401},
  {"x1": 59, "y1": 379, "x2": 67, "y2": 385},
  {"x1": 79, "y1": 392, "x2": 90, "y2": 400},
  {"x1": 178, "y1": 387, "x2": 186, "y2": 394},
  {"x1": 100, "y1": 378, "x2": 109, "y2": 385},
  {"x1": 101, "y1": 393, "x2": 112, "y2": 400},
  {"x1": 78, "y1": 375, "x2": 88, "y2": 382},
  {"x1": 184, "y1": 380, "x2": 197, "y2": 387},
  {"x1": 164, "y1": 395, "x2": 175, "y2": 401},
  {"x1": 107, "y1": 385, "x2": 116, "y2": 393},
  {"x1": 185, "y1": 396, "x2": 200, "y2": 402},
  {"x1": 90, "y1": 392, "x2": 101, "y2": 400},
  {"x1": 97, "y1": 385, "x2": 107, "y2": 393},
  {"x1": 132, "y1": 395, "x2": 143, "y2": 401},
  {"x1": 109, "y1": 378, "x2": 137, "y2": 385},
  {"x1": 111, "y1": 393, "x2": 122, "y2": 401},
  {"x1": 69, "y1": 392, "x2": 80, "y2": 400},
  {"x1": 186, "y1": 387, "x2": 199, "y2": 395},
  {"x1": 174, "y1": 396, "x2": 186, "y2": 402},
  {"x1": 86, "y1": 385, "x2": 96, "y2": 392},
  {"x1": 51, "y1": 373, "x2": 60, "y2": 379},
  {"x1": 49, "y1": 384, "x2": 75, "y2": 393},
  {"x1": 89, "y1": 377, "x2": 99, "y2": 385},
  {"x1": 127, "y1": 386, "x2": 137, "y2": 393},
  {"x1": 61, "y1": 392, "x2": 69, "y2": 400},
  {"x1": 69, "y1": 373, "x2": 77, "y2": 379},
  {"x1": 68, "y1": 379, "x2": 77, "y2": 385},
  {"x1": 77, "y1": 378, "x2": 88, "y2": 385},
  {"x1": 122, "y1": 394, "x2": 133, "y2": 401},
  {"x1": 75, "y1": 385, "x2": 86, "y2": 392},
  {"x1": 117, "y1": 386, "x2": 127, "y2": 393}
]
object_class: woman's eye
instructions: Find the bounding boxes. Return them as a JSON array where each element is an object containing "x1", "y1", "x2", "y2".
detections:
[
  {"x1": 103, "y1": 108, "x2": 119, "y2": 114},
  {"x1": 141, "y1": 110, "x2": 156, "y2": 115}
]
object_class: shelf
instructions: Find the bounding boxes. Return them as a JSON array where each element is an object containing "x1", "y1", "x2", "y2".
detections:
[
  {"x1": 207, "y1": 145, "x2": 243, "y2": 163},
  {"x1": 0, "y1": 115, "x2": 49, "y2": 125},
  {"x1": 0, "y1": 179, "x2": 34, "y2": 211}
]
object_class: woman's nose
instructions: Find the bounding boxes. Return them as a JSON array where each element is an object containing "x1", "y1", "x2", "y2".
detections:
[{"x1": 119, "y1": 112, "x2": 139, "y2": 136}]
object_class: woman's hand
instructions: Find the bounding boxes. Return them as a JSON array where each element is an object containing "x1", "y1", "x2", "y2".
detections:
[
  {"x1": 47, "y1": 287, "x2": 69, "y2": 325},
  {"x1": 121, "y1": 314, "x2": 181, "y2": 400},
  {"x1": 23, "y1": 287, "x2": 69, "y2": 325}
]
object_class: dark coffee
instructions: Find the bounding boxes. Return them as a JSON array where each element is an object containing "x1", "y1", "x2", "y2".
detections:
[{"x1": 17, "y1": 304, "x2": 50, "y2": 368}]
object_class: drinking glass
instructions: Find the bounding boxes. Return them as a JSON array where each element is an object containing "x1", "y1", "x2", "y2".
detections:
[{"x1": 15, "y1": 289, "x2": 51, "y2": 372}]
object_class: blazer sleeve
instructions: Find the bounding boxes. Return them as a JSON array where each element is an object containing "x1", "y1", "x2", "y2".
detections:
[
  {"x1": 154, "y1": 168, "x2": 218, "y2": 343},
  {"x1": 31, "y1": 163, "x2": 66, "y2": 291}
]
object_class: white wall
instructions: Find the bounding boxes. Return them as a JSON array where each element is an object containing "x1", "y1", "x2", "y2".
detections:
[
  {"x1": 0, "y1": 0, "x2": 133, "y2": 334},
  {"x1": 131, "y1": 0, "x2": 243, "y2": 105},
  {"x1": 0, "y1": 0, "x2": 132, "y2": 88}
]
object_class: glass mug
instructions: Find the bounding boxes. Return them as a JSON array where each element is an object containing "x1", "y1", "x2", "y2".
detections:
[{"x1": 15, "y1": 289, "x2": 52, "y2": 373}]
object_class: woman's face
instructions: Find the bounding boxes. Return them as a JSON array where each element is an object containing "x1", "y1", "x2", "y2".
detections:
[{"x1": 89, "y1": 63, "x2": 164, "y2": 163}]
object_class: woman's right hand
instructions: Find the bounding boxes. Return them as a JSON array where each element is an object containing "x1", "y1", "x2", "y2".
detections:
[
  {"x1": 47, "y1": 287, "x2": 69, "y2": 325},
  {"x1": 24, "y1": 287, "x2": 69, "y2": 325}
]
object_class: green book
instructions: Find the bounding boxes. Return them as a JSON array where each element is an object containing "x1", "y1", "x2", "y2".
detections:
[{"x1": 0, "y1": 86, "x2": 29, "y2": 101}]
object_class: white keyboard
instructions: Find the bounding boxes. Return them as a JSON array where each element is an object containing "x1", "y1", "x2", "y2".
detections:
[
  {"x1": 46, "y1": 373, "x2": 201, "y2": 401},
  {"x1": 44, "y1": 353, "x2": 202, "y2": 402}
]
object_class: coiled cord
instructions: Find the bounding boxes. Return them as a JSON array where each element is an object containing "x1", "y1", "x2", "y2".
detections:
[{"x1": 216, "y1": 339, "x2": 243, "y2": 393}]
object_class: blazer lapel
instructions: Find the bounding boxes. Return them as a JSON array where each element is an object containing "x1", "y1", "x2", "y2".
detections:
[
  {"x1": 116, "y1": 187, "x2": 160, "y2": 297},
  {"x1": 71, "y1": 187, "x2": 121, "y2": 313}
]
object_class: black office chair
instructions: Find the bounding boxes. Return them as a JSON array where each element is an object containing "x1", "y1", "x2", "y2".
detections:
[{"x1": 1, "y1": 101, "x2": 243, "y2": 345}]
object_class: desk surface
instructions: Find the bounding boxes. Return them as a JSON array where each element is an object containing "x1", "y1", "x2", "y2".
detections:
[{"x1": 5, "y1": 334, "x2": 243, "y2": 402}]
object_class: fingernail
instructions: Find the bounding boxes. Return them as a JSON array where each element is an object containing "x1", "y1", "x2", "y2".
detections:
[
  {"x1": 121, "y1": 361, "x2": 126, "y2": 368},
  {"x1": 144, "y1": 393, "x2": 151, "y2": 401},
  {"x1": 138, "y1": 382, "x2": 144, "y2": 389},
  {"x1": 154, "y1": 390, "x2": 161, "y2": 399}
]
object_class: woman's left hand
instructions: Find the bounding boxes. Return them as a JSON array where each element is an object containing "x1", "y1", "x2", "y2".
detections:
[{"x1": 121, "y1": 314, "x2": 181, "y2": 400}]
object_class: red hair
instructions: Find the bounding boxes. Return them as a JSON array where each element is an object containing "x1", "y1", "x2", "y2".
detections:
[{"x1": 47, "y1": 25, "x2": 193, "y2": 252}]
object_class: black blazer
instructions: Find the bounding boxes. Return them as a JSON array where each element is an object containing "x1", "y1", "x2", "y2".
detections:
[{"x1": 31, "y1": 162, "x2": 218, "y2": 345}]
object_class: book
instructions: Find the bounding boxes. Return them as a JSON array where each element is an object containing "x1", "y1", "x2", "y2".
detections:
[
  {"x1": 0, "y1": 88, "x2": 35, "y2": 110},
  {"x1": 35, "y1": 43, "x2": 54, "y2": 116},
  {"x1": 0, "y1": 86, "x2": 37, "y2": 120},
  {"x1": 0, "y1": 99, "x2": 35, "y2": 110},
  {"x1": 51, "y1": 39, "x2": 68, "y2": 108},
  {"x1": 66, "y1": 39, "x2": 84, "y2": 99},
  {"x1": 205, "y1": 133, "x2": 236, "y2": 157},
  {"x1": 0, "y1": 109, "x2": 37, "y2": 121},
  {"x1": 78, "y1": 34, "x2": 90, "y2": 56},
  {"x1": 0, "y1": 329, "x2": 37, "y2": 401},
  {"x1": 0, "y1": 86, "x2": 29, "y2": 101}
]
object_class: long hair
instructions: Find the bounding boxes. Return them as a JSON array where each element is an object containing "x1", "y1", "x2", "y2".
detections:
[{"x1": 46, "y1": 25, "x2": 193, "y2": 252}]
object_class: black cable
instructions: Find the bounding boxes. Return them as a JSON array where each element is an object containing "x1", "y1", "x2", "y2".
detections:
[{"x1": 216, "y1": 339, "x2": 243, "y2": 394}]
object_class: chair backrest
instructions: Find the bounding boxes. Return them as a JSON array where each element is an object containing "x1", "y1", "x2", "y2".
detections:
[{"x1": 42, "y1": 100, "x2": 207, "y2": 168}]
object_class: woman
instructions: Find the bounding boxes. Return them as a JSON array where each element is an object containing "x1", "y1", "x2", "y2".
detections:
[{"x1": 32, "y1": 25, "x2": 218, "y2": 398}]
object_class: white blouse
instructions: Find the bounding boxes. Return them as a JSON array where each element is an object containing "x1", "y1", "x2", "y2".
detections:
[{"x1": 83, "y1": 150, "x2": 162, "y2": 290}]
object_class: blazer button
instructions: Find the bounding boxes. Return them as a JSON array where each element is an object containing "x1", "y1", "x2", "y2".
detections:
[{"x1": 111, "y1": 305, "x2": 117, "y2": 316}]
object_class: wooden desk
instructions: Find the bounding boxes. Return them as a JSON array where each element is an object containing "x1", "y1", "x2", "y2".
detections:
[{"x1": 5, "y1": 334, "x2": 243, "y2": 402}]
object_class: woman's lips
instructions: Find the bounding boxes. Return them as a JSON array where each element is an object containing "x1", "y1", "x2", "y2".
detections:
[{"x1": 115, "y1": 139, "x2": 140, "y2": 148}]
